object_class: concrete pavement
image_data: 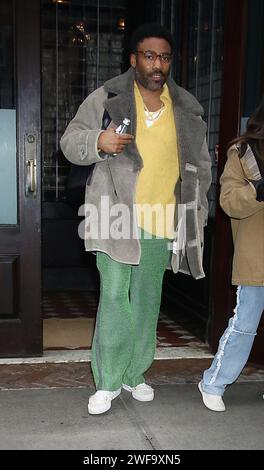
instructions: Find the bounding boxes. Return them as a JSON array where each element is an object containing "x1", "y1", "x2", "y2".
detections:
[{"x1": 0, "y1": 381, "x2": 263, "y2": 450}]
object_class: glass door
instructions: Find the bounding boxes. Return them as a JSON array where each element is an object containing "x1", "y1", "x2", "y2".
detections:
[{"x1": 0, "y1": 0, "x2": 42, "y2": 356}]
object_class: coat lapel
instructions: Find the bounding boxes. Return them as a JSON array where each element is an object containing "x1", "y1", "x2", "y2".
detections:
[
  {"x1": 175, "y1": 107, "x2": 207, "y2": 170},
  {"x1": 167, "y1": 76, "x2": 207, "y2": 173},
  {"x1": 104, "y1": 70, "x2": 143, "y2": 171}
]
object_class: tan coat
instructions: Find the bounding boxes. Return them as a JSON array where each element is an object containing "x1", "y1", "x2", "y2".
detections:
[{"x1": 220, "y1": 145, "x2": 264, "y2": 286}]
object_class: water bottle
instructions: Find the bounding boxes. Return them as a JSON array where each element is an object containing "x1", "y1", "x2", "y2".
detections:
[
  {"x1": 115, "y1": 117, "x2": 130, "y2": 134},
  {"x1": 113, "y1": 118, "x2": 130, "y2": 155}
]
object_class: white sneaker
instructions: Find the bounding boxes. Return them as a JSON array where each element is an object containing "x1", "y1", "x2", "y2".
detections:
[
  {"x1": 198, "y1": 381, "x2": 225, "y2": 412},
  {"x1": 123, "y1": 383, "x2": 154, "y2": 402},
  {"x1": 88, "y1": 388, "x2": 121, "y2": 415}
]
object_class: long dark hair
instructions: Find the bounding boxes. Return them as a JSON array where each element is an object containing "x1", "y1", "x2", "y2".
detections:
[{"x1": 229, "y1": 95, "x2": 264, "y2": 157}]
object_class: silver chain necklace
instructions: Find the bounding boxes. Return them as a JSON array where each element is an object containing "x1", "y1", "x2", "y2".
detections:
[{"x1": 144, "y1": 103, "x2": 165, "y2": 121}]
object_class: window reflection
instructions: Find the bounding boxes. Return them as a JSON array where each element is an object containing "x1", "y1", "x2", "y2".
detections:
[
  {"x1": 0, "y1": 0, "x2": 17, "y2": 225},
  {"x1": 41, "y1": 0, "x2": 126, "y2": 201},
  {"x1": 162, "y1": 0, "x2": 224, "y2": 218},
  {"x1": 0, "y1": 0, "x2": 15, "y2": 109}
]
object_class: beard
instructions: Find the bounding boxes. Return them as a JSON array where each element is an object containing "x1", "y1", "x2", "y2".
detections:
[{"x1": 135, "y1": 69, "x2": 167, "y2": 91}]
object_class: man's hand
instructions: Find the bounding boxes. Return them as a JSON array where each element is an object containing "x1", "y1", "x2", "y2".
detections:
[{"x1": 98, "y1": 128, "x2": 134, "y2": 155}]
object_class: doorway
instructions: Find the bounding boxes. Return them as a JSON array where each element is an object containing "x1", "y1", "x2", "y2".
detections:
[{"x1": 40, "y1": 0, "x2": 214, "y2": 355}]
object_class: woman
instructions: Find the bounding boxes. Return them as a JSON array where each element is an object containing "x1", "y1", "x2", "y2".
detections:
[{"x1": 199, "y1": 96, "x2": 264, "y2": 411}]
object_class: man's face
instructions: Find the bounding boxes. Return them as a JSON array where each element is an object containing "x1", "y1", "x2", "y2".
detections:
[{"x1": 130, "y1": 37, "x2": 172, "y2": 91}]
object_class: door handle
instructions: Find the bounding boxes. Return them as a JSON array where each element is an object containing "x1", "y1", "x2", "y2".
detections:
[
  {"x1": 25, "y1": 133, "x2": 37, "y2": 197},
  {"x1": 26, "y1": 159, "x2": 36, "y2": 193}
]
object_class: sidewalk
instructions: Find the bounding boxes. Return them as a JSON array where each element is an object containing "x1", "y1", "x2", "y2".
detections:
[
  {"x1": 0, "y1": 382, "x2": 264, "y2": 450},
  {"x1": 0, "y1": 359, "x2": 264, "y2": 450}
]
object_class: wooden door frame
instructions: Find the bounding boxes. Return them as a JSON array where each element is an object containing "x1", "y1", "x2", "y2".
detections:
[
  {"x1": 0, "y1": 0, "x2": 42, "y2": 356},
  {"x1": 209, "y1": 0, "x2": 248, "y2": 352},
  {"x1": 18, "y1": 0, "x2": 42, "y2": 355}
]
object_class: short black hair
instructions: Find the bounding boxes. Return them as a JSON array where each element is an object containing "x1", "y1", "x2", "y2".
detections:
[{"x1": 130, "y1": 23, "x2": 174, "y2": 54}]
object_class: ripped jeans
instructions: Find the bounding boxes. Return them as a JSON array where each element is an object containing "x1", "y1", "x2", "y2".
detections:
[{"x1": 202, "y1": 285, "x2": 264, "y2": 396}]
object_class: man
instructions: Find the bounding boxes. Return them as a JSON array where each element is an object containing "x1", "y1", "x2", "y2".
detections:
[{"x1": 61, "y1": 23, "x2": 212, "y2": 415}]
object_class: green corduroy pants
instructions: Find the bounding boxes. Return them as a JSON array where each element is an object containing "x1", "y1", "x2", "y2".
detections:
[{"x1": 91, "y1": 234, "x2": 171, "y2": 391}]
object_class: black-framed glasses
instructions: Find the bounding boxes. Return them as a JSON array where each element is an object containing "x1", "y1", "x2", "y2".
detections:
[{"x1": 136, "y1": 50, "x2": 172, "y2": 64}]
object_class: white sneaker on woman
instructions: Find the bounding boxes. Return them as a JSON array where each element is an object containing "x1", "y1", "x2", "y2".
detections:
[
  {"x1": 123, "y1": 383, "x2": 154, "y2": 401},
  {"x1": 198, "y1": 381, "x2": 225, "y2": 412},
  {"x1": 88, "y1": 388, "x2": 121, "y2": 415}
]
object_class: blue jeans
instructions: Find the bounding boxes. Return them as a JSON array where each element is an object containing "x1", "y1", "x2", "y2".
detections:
[{"x1": 202, "y1": 285, "x2": 264, "y2": 396}]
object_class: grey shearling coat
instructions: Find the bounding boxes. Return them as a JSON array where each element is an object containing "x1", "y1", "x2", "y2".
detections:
[{"x1": 60, "y1": 67, "x2": 212, "y2": 279}]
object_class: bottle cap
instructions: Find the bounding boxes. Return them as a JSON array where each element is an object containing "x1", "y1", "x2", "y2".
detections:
[{"x1": 123, "y1": 118, "x2": 130, "y2": 126}]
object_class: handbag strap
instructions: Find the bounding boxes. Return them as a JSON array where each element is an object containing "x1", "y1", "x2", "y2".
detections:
[{"x1": 236, "y1": 142, "x2": 262, "y2": 181}]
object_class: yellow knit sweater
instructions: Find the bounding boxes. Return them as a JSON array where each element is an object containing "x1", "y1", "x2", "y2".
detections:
[{"x1": 134, "y1": 82, "x2": 179, "y2": 238}]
